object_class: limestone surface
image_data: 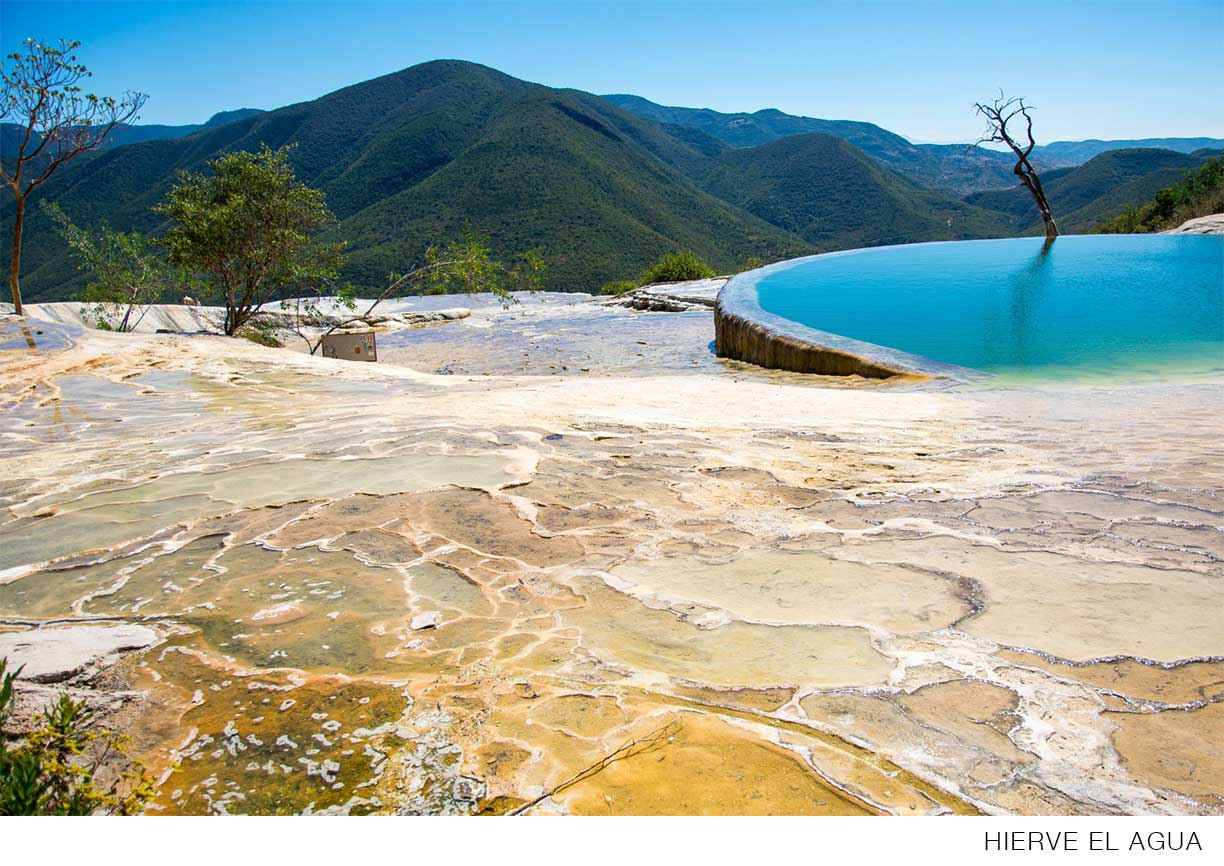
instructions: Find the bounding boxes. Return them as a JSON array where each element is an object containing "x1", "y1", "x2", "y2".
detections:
[
  {"x1": 1162, "y1": 212, "x2": 1224, "y2": 235},
  {"x1": 0, "y1": 623, "x2": 159, "y2": 682},
  {"x1": 0, "y1": 300, "x2": 1219, "y2": 816}
]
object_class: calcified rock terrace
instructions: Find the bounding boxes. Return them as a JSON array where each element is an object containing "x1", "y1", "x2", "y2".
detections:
[{"x1": 0, "y1": 301, "x2": 1220, "y2": 816}]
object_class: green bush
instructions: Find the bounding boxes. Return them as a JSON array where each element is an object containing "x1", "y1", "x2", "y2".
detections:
[
  {"x1": 43, "y1": 201, "x2": 184, "y2": 333},
  {"x1": 238, "y1": 314, "x2": 284, "y2": 348},
  {"x1": 637, "y1": 251, "x2": 716, "y2": 286},
  {"x1": 1097, "y1": 155, "x2": 1224, "y2": 234},
  {"x1": 739, "y1": 256, "x2": 766, "y2": 272},
  {"x1": 0, "y1": 658, "x2": 154, "y2": 815},
  {"x1": 599, "y1": 279, "x2": 638, "y2": 296},
  {"x1": 240, "y1": 327, "x2": 283, "y2": 348}
]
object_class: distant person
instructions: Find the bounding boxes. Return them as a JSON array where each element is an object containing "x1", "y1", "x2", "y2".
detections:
[{"x1": 182, "y1": 295, "x2": 198, "y2": 307}]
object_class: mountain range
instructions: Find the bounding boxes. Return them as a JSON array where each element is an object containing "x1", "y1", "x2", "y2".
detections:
[
  {"x1": 688, "y1": 133, "x2": 1006, "y2": 248},
  {"x1": 3, "y1": 60, "x2": 1219, "y2": 303},
  {"x1": 1032, "y1": 137, "x2": 1224, "y2": 167},
  {"x1": 90, "y1": 109, "x2": 267, "y2": 149},
  {"x1": 965, "y1": 148, "x2": 1220, "y2": 233},
  {"x1": 606, "y1": 94, "x2": 1224, "y2": 189},
  {"x1": 604, "y1": 93, "x2": 1018, "y2": 195}
]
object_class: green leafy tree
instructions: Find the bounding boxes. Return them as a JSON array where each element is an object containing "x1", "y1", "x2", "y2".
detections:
[
  {"x1": 0, "y1": 658, "x2": 154, "y2": 815},
  {"x1": 1, "y1": 38, "x2": 146, "y2": 315},
  {"x1": 638, "y1": 250, "x2": 716, "y2": 285},
  {"x1": 283, "y1": 228, "x2": 544, "y2": 355},
  {"x1": 42, "y1": 202, "x2": 185, "y2": 332},
  {"x1": 154, "y1": 144, "x2": 343, "y2": 336}
]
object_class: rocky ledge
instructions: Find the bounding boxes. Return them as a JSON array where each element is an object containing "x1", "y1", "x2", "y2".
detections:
[
  {"x1": 0, "y1": 623, "x2": 160, "y2": 683},
  {"x1": 1162, "y1": 213, "x2": 1224, "y2": 235},
  {"x1": 601, "y1": 277, "x2": 726, "y2": 312}
]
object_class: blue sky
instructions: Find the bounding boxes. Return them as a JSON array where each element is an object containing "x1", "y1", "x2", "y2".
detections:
[{"x1": 3, "y1": 0, "x2": 1221, "y2": 143}]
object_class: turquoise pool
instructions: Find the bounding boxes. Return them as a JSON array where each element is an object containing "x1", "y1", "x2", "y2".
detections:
[{"x1": 749, "y1": 235, "x2": 1223, "y2": 379}]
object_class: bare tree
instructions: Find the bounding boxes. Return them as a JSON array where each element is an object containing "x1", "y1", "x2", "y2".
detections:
[
  {"x1": 1, "y1": 38, "x2": 146, "y2": 314},
  {"x1": 974, "y1": 93, "x2": 1058, "y2": 240}
]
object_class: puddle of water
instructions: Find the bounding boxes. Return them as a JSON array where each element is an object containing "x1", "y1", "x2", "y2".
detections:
[
  {"x1": 561, "y1": 576, "x2": 892, "y2": 688},
  {"x1": 0, "y1": 319, "x2": 78, "y2": 352},
  {"x1": 611, "y1": 547, "x2": 972, "y2": 632},
  {"x1": 2, "y1": 453, "x2": 520, "y2": 570}
]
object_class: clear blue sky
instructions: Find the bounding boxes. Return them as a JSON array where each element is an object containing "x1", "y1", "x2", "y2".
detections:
[{"x1": 3, "y1": 0, "x2": 1221, "y2": 143}]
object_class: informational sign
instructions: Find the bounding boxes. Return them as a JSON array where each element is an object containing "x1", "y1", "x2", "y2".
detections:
[{"x1": 320, "y1": 330, "x2": 378, "y2": 362}]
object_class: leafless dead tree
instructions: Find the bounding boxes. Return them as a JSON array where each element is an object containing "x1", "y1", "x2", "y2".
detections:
[{"x1": 974, "y1": 93, "x2": 1058, "y2": 240}]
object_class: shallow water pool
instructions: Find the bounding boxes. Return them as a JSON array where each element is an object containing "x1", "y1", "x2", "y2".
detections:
[{"x1": 752, "y1": 235, "x2": 1223, "y2": 379}]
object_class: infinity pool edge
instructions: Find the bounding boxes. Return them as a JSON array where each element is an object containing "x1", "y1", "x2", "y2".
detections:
[{"x1": 715, "y1": 246, "x2": 983, "y2": 380}]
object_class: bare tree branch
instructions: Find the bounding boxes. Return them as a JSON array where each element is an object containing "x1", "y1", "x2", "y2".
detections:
[{"x1": 971, "y1": 92, "x2": 1058, "y2": 239}]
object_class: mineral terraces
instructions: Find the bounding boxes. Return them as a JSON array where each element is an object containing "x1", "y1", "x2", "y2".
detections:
[{"x1": 0, "y1": 300, "x2": 1220, "y2": 815}]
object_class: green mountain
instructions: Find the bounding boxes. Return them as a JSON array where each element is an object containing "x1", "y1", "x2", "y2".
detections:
[
  {"x1": 90, "y1": 109, "x2": 268, "y2": 148},
  {"x1": 604, "y1": 93, "x2": 906, "y2": 151},
  {"x1": 690, "y1": 134, "x2": 1009, "y2": 249},
  {"x1": 603, "y1": 93, "x2": 1017, "y2": 195},
  {"x1": 28, "y1": 62, "x2": 1202, "y2": 304},
  {"x1": 4, "y1": 61, "x2": 813, "y2": 302},
  {"x1": 966, "y1": 148, "x2": 1221, "y2": 233},
  {"x1": 1, "y1": 109, "x2": 265, "y2": 157},
  {"x1": 605, "y1": 94, "x2": 1224, "y2": 198}
]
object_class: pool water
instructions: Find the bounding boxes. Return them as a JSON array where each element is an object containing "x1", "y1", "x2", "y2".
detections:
[{"x1": 753, "y1": 235, "x2": 1223, "y2": 379}]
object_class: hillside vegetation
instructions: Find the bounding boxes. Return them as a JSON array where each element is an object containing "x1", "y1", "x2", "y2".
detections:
[
  {"x1": 604, "y1": 93, "x2": 1017, "y2": 194},
  {"x1": 965, "y1": 148, "x2": 1221, "y2": 233},
  {"x1": 3, "y1": 61, "x2": 811, "y2": 302},
  {"x1": 8, "y1": 60, "x2": 1219, "y2": 304},
  {"x1": 1096, "y1": 155, "x2": 1224, "y2": 233},
  {"x1": 691, "y1": 134, "x2": 1008, "y2": 249}
]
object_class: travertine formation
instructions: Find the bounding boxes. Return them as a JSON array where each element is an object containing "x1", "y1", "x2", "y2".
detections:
[
  {"x1": 713, "y1": 266, "x2": 941, "y2": 379},
  {"x1": 714, "y1": 299, "x2": 911, "y2": 378},
  {"x1": 1163, "y1": 213, "x2": 1224, "y2": 235},
  {"x1": 0, "y1": 300, "x2": 471, "y2": 336},
  {"x1": 0, "y1": 304, "x2": 1220, "y2": 816},
  {"x1": 602, "y1": 278, "x2": 724, "y2": 312}
]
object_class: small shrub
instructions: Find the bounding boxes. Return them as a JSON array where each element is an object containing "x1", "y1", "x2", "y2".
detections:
[
  {"x1": 637, "y1": 251, "x2": 715, "y2": 286},
  {"x1": 238, "y1": 313, "x2": 285, "y2": 348},
  {"x1": 240, "y1": 327, "x2": 283, "y2": 348},
  {"x1": 599, "y1": 279, "x2": 638, "y2": 296},
  {"x1": 45, "y1": 202, "x2": 180, "y2": 333},
  {"x1": 0, "y1": 657, "x2": 154, "y2": 815},
  {"x1": 739, "y1": 256, "x2": 766, "y2": 272}
]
